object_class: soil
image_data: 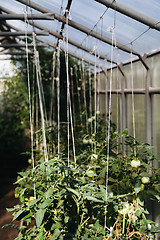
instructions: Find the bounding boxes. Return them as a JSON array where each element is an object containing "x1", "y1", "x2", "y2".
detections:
[{"x1": 0, "y1": 166, "x2": 21, "y2": 240}]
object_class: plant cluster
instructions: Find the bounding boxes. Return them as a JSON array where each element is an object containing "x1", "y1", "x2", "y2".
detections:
[
  {"x1": 4, "y1": 114, "x2": 160, "y2": 239},
  {"x1": 0, "y1": 73, "x2": 29, "y2": 166}
]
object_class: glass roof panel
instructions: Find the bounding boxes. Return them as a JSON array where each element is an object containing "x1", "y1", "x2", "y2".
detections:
[{"x1": 0, "y1": 0, "x2": 160, "y2": 67}]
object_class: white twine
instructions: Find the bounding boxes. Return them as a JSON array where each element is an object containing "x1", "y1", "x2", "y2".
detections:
[
  {"x1": 33, "y1": 33, "x2": 48, "y2": 163},
  {"x1": 89, "y1": 65, "x2": 93, "y2": 133},
  {"x1": 36, "y1": 53, "x2": 48, "y2": 125},
  {"x1": 94, "y1": 48, "x2": 97, "y2": 137},
  {"x1": 24, "y1": 10, "x2": 34, "y2": 169},
  {"x1": 131, "y1": 50, "x2": 136, "y2": 153},
  {"x1": 70, "y1": 67, "x2": 76, "y2": 126},
  {"x1": 69, "y1": 92, "x2": 77, "y2": 167},
  {"x1": 82, "y1": 59, "x2": 88, "y2": 132},
  {"x1": 116, "y1": 45, "x2": 119, "y2": 154},
  {"x1": 49, "y1": 51, "x2": 56, "y2": 125},
  {"x1": 24, "y1": 10, "x2": 36, "y2": 199},
  {"x1": 104, "y1": 27, "x2": 114, "y2": 230},
  {"x1": 64, "y1": 10, "x2": 76, "y2": 167},
  {"x1": 56, "y1": 41, "x2": 61, "y2": 157},
  {"x1": 74, "y1": 64, "x2": 83, "y2": 126},
  {"x1": 97, "y1": 56, "x2": 101, "y2": 114},
  {"x1": 64, "y1": 11, "x2": 70, "y2": 167}
]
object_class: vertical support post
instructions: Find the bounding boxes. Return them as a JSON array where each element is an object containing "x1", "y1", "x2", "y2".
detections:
[
  {"x1": 146, "y1": 68, "x2": 153, "y2": 221},
  {"x1": 146, "y1": 69, "x2": 152, "y2": 145}
]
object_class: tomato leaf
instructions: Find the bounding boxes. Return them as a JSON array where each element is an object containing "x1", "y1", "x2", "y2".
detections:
[
  {"x1": 36, "y1": 209, "x2": 46, "y2": 227},
  {"x1": 50, "y1": 229, "x2": 61, "y2": 240}
]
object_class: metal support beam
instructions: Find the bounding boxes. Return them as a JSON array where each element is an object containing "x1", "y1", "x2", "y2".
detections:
[
  {"x1": 0, "y1": 51, "x2": 33, "y2": 55},
  {"x1": 1, "y1": 6, "x2": 116, "y2": 65},
  {"x1": 145, "y1": 69, "x2": 152, "y2": 145},
  {"x1": 32, "y1": 38, "x2": 102, "y2": 68},
  {"x1": 97, "y1": 88, "x2": 160, "y2": 94},
  {"x1": 5, "y1": 22, "x2": 103, "y2": 68},
  {"x1": 15, "y1": 0, "x2": 137, "y2": 55},
  {"x1": 94, "y1": 0, "x2": 160, "y2": 31},
  {"x1": 0, "y1": 43, "x2": 48, "y2": 48},
  {"x1": 0, "y1": 31, "x2": 49, "y2": 36},
  {"x1": 99, "y1": 89, "x2": 145, "y2": 94},
  {"x1": 0, "y1": 13, "x2": 54, "y2": 20}
]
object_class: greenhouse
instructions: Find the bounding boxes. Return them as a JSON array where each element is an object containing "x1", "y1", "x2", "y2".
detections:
[{"x1": 0, "y1": 0, "x2": 160, "y2": 239}]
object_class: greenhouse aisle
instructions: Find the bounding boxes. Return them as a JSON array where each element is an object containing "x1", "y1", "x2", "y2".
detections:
[{"x1": 0, "y1": 166, "x2": 20, "y2": 239}]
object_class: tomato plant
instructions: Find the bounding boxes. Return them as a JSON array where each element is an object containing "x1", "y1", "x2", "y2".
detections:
[{"x1": 4, "y1": 114, "x2": 160, "y2": 239}]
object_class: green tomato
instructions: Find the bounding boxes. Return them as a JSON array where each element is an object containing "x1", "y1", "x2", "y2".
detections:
[
  {"x1": 87, "y1": 118, "x2": 92, "y2": 123},
  {"x1": 88, "y1": 139, "x2": 93, "y2": 145},
  {"x1": 28, "y1": 159, "x2": 32, "y2": 164},
  {"x1": 86, "y1": 170, "x2": 95, "y2": 178},
  {"x1": 131, "y1": 159, "x2": 141, "y2": 168},
  {"x1": 83, "y1": 138, "x2": 88, "y2": 144},
  {"x1": 140, "y1": 184, "x2": 145, "y2": 191},
  {"x1": 91, "y1": 154, "x2": 98, "y2": 160},
  {"x1": 141, "y1": 177, "x2": 150, "y2": 184},
  {"x1": 96, "y1": 111, "x2": 100, "y2": 115}
]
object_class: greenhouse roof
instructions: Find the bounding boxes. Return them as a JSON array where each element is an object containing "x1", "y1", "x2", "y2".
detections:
[{"x1": 0, "y1": 0, "x2": 160, "y2": 68}]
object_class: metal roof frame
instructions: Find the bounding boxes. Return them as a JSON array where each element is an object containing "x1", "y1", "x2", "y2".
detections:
[
  {"x1": 0, "y1": 30, "x2": 49, "y2": 36},
  {"x1": 1, "y1": 21, "x2": 101, "y2": 68},
  {"x1": 0, "y1": 13, "x2": 55, "y2": 20},
  {"x1": 15, "y1": 0, "x2": 137, "y2": 55},
  {"x1": 94, "y1": 0, "x2": 160, "y2": 31},
  {"x1": 13, "y1": 0, "x2": 151, "y2": 69},
  {"x1": 0, "y1": 6, "x2": 116, "y2": 65},
  {"x1": 0, "y1": 0, "x2": 159, "y2": 69}
]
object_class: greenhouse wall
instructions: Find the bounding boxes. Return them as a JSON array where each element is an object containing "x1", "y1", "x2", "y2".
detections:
[{"x1": 99, "y1": 52, "x2": 160, "y2": 238}]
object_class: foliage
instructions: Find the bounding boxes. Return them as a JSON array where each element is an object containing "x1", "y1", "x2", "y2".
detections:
[
  {"x1": 0, "y1": 73, "x2": 29, "y2": 165},
  {"x1": 4, "y1": 114, "x2": 160, "y2": 239}
]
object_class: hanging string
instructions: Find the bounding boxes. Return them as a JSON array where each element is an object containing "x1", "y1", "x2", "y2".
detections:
[
  {"x1": 24, "y1": 10, "x2": 34, "y2": 169},
  {"x1": 70, "y1": 67, "x2": 76, "y2": 126},
  {"x1": 116, "y1": 60, "x2": 119, "y2": 153},
  {"x1": 36, "y1": 53, "x2": 48, "y2": 125},
  {"x1": 94, "y1": 46, "x2": 97, "y2": 150},
  {"x1": 64, "y1": 10, "x2": 70, "y2": 166},
  {"x1": 104, "y1": 27, "x2": 114, "y2": 230},
  {"x1": 49, "y1": 51, "x2": 56, "y2": 125},
  {"x1": 27, "y1": 1, "x2": 39, "y2": 155},
  {"x1": 73, "y1": 3, "x2": 112, "y2": 55},
  {"x1": 24, "y1": 10, "x2": 36, "y2": 199},
  {"x1": 74, "y1": 64, "x2": 83, "y2": 127},
  {"x1": 33, "y1": 32, "x2": 48, "y2": 163},
  {"x1": 82, "y1": 59, "x2": 88, "y2": 132},
  {"x1": 97, "y1": 56, "x2": 101, "y2": 114},
  {"x1": 88, "y1": 64, "x2": 93, "y2": 133},
  {"x1": 131, "y1": 50, "x2": 136, "y2": 154},
  {"x1": 69, "y1": 89, "x2": 77, "y2": 167},
  {"x1": 63, "y1": 10, "x2": 77, "y2": 167},
  {"x1": 56, "y1": 41, "x2": 61, "y2": 157},
  {"x1": 116, "y1": 55, "x2": 119, "y2": 132}
]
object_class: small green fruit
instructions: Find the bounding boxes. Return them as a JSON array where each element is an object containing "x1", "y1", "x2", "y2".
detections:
[
  {"x1": 88, "y1": 139, "x2": 93, "y2": 144},
  {"x1": 87, "y1": 118, "x2": 92, "y2": 123},
  {"x1": 83, "y1": 138, "x2": 88, "y2": 144},
  {"x1": 86, "y1": 170, "x2": 95, "y2": 178},
  {"x1": 28, "y1": 159, "x2": 32, "y2": 164},
  {"x1": 131, "y1": 159, "x2": 141, "y2": 168},
  {"x1": 141, "y1": 177, "x2": 150, "y2": 184},
  {"x1": 140, "y1": 184, "x2": 145, "y2": 191},
  {"x1": 91, "y1": 154, "x2": 98, "y2": 160}
]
